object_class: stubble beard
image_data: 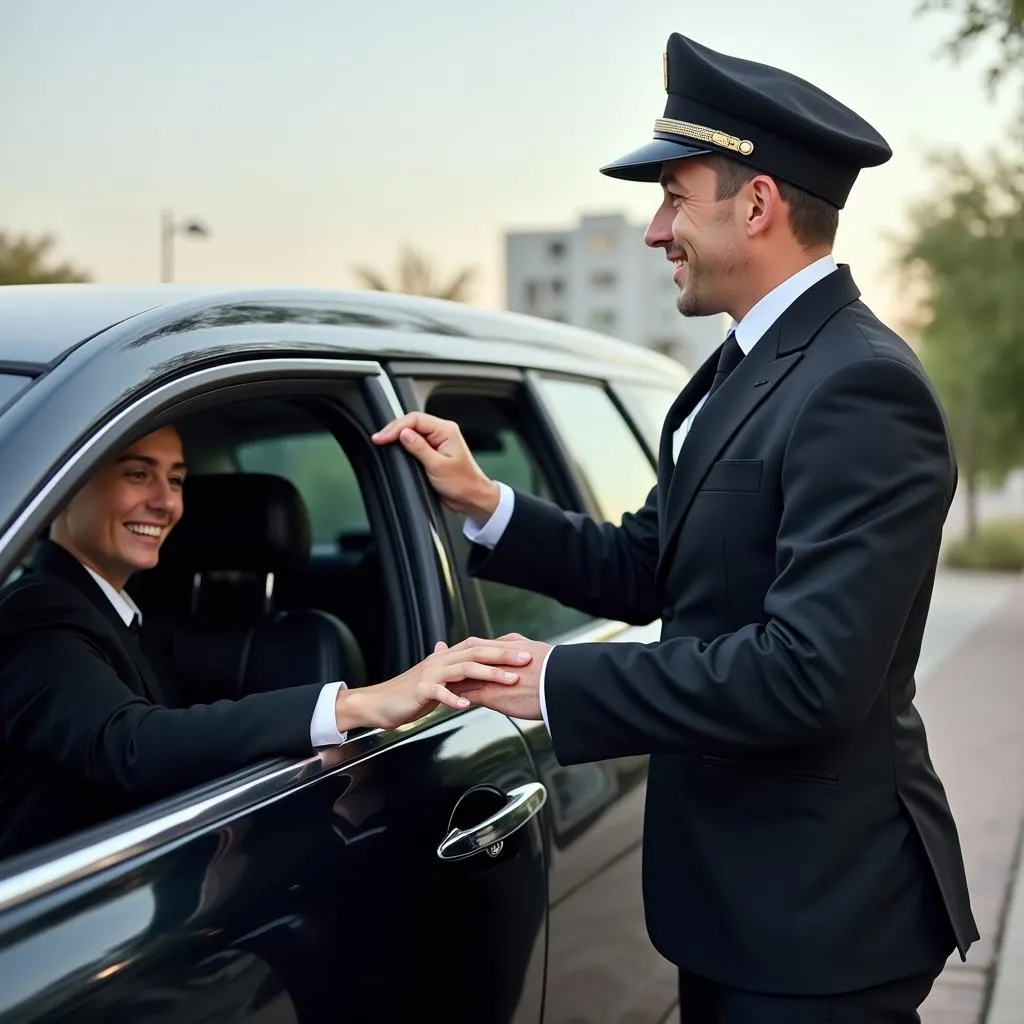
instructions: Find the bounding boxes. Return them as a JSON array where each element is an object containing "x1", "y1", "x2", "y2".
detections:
[{"x1": 676, "y1": 246, "x2": 748, "y2": 319}]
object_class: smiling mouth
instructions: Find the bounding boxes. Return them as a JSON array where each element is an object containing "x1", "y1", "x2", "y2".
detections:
[{"x1": 125, "y1": 523, "x2": 163, "y2": 540}]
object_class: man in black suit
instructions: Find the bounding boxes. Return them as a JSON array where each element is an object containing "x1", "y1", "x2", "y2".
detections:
[
  {"x1": 0, "y1": 424, "x2": 533, "y2": 860},
  {"x1": 374, "y1": 33, "x2": 978, "y2": 1022}
]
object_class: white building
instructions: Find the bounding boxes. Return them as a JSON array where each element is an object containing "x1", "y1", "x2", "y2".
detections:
[{"x1": 504, "y1": 213, "x2": 727, "y2": 370}]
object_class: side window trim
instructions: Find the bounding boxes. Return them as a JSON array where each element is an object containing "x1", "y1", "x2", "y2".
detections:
[
  {"x1": 523, "y1": 370, "x2": 658, "y2": 522},
  {"x1": 396, "y1": 368, "x2": 620, "y2": 645},
  {"x1": 607, "y1": 376, "x2": 685, "y2": 461}
]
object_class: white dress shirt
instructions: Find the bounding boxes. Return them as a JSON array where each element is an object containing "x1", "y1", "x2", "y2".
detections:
[
  {"x1": 85, "y1": 566, "x2": 346, "y2": 747},
  {"x1": 463, "y1": 256, "x2": 839, "y2": 731}
]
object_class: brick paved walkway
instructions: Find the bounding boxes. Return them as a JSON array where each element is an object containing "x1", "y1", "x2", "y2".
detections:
[{"x1": 916, "y1": 574, "x2": 1024, "y2": 1024}]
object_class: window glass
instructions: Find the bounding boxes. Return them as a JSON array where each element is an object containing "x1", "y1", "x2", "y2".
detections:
[
  {"x1": 612, "y1": 380, "x2": 681, "y2": 453},
  {"x1": 426, "y1": 391, "x2": 594, "y2": 641},
  {"x1": 236, "y1": 432, "x2": 369, "y2": 549},
  {"x1": 533, "y1": 377, "x2": 656, "y2": 524}
]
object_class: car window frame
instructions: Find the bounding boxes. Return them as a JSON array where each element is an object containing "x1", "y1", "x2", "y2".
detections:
[
  {"x1": 524, "y1": 369, "x2": 660, "y2": 520},
  {"x1": 607, "y1": 376, "x2": 685, "y2": 461},
  {"x1": 390, "y1": 362, "x2": 658, "y2": 646},
  {"x1": 0, "y1": 355, "x2": 462, "y2": 912}
]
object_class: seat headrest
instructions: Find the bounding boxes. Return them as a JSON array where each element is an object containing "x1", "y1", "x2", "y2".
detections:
[{"x1": 162, "y1": 473, "x2": 311, "y2": 573}]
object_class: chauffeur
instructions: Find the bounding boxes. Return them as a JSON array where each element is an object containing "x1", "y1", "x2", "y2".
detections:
[
  {"x1": 0, "y1": 424, "x2": 532, "y2": 860},
  {"x1": 375, "y1": 32, "x2": 979, "y2": 1023}
]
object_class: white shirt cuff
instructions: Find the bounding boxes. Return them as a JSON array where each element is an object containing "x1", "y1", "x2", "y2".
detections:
[
  {"x1": 462, "y1": 482, "x2": 515, "y2": 550},
  {"x1": 310, "y1": 681, "x2": 347, "y2": 747},
  {"x1": 539, "y1": 645, "x2": 556, "y2": 734}
]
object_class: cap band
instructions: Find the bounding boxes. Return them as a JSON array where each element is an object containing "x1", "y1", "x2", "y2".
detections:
[{"x1": 653, "y1": 118, "x2": 755, "y2": 157}]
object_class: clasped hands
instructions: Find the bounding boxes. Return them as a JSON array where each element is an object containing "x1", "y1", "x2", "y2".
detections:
[
  {"x1": 332, "y1": 632, "x2": 549, "y2": 735},
  {"x1": 439, "y1": 632, "x2": 550, "y2": 721}
]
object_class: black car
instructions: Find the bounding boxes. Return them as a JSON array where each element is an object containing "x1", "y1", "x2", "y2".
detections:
[{"x1": 0, "y1": 284, "x2": 690, "y2": 1024}]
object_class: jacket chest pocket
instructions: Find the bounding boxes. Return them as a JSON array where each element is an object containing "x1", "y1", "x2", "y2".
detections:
[
  {"x1": 699, "y1": 754, "x2": 838, "y2": 786},
  {"x1": 699, "y1": 459, "x2": 763, "y2": 493}
]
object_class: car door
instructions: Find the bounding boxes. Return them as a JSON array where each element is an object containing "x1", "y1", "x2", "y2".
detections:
[
  {"x1": 0, "y1": 353, "x2": 548, "y2": 1024},
  {"x1": 389, "y1": 363, "x2": 677, "y2": 1023}
]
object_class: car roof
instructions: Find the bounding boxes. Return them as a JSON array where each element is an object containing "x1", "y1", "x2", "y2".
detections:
[{"x1": 0, "y1": 284, "x2": 690, "y2": 379}]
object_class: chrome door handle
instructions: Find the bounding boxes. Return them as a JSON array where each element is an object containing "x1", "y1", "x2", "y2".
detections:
[{"x1": 436, "y1": 782, "x2": 547, "y2": 861}]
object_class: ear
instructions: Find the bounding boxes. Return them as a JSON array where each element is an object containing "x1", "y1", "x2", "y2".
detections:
[{"x1": 745, "y1": 175, "x2": 782, "y2": 239}]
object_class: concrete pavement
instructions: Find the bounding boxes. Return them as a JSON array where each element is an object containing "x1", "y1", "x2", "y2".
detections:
[{"x1": 916, "y1": 571, "x2": 1024, "y2": 1024}]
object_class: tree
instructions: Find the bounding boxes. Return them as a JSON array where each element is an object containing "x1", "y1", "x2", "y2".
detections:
[
  {"x1": 898, "y1": 147, "x2": 1024, "y2": 538},
  {"x1": 0, "y1": 230, "x2": 92, "y2": 285},
  {"x1": 917, "y1": 0, "x2": 1024, "y2": 96},
  {"x1": 353, "y1": 246, "x2": 475, "y2": 302}
]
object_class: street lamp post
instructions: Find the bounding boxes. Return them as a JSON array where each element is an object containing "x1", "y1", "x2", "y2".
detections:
[{"x1": 160, "y1": 209, "x2": 210, "y2": 282}]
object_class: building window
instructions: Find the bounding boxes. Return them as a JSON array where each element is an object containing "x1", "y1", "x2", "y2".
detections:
[
  {"x1": 587, "y1": 233, "x2": 615, "y2": 252},
  {"x1": 548, "y1": 240, "x2": 565, "y2": 259},
  {"x1": 590, "y1": 271, "x2": 617, "y2": 290},
  {"x1": 525, "y1": 280, "x2": 539, "y2": 307},
  {"x1": 551, "y1": 278, "x2": 565, "y2": 296},
  {"x1": 588, "y1": 309, "x2": 617, "y2": 333}
]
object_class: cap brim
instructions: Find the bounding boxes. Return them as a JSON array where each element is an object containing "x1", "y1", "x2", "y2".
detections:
[{"x1": 599, "y1": 138, "x2": 711, "y2": 181}]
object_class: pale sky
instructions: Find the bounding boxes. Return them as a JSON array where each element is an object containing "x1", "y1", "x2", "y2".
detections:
[{"x1": 1, "y1": 0, "x2": 1017, "y2": 329}]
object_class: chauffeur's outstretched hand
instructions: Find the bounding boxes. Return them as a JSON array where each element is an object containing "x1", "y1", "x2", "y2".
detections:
[
  {"x1": 372, "y1": 413, "x2": 501, "y2": 522},
  {"x1": 444, "y1": 634, "x2": 550, "y2": 722}
]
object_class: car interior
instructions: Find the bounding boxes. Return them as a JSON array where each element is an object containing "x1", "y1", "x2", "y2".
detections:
[{"x1": 127, "y1": 395, "x2": 391, "y2": 701}]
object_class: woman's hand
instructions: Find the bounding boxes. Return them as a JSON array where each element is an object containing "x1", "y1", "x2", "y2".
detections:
[{"x1": 334, "y1": 637, "x2": 532, "y2": 732}]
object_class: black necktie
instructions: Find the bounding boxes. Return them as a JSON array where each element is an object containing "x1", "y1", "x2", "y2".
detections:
[{"x1": 706, "y1": 332, "x2": 743, "y2": 400}]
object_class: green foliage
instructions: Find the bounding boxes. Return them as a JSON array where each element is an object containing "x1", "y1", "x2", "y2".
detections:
[
  {"x1": 917, "y1": 0, "x2": 1024, "y2": 96},
  {"x1": 0, "y1": 230, "x2": 92, "y2": 285},
  {"x1": 944, "y1": 517, "x2": 1024, "y2": 570},
  {"x1": 353, "y1": 246, "x2": 475, "y2": 302},
  {"x1": 897, "y1": 147, "x2": 1024, "y2": 501}
]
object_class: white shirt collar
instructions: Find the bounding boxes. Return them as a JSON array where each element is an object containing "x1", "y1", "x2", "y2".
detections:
[
  {"x1": 83, "y1": 566, "x2": 143, "y2": 628},
  {"x1": 729, "y1": 254, "x2": 838, "y2": 355}
]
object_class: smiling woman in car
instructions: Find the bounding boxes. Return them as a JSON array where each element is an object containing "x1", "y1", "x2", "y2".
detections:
[{"x1": 0, "y1": 423, "x2": 532, "y2": 860}]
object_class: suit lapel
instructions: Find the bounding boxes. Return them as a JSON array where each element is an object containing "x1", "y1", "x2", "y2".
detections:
[
  {"x1": 656, "y1": 266, "x2": 861, "y2": 583},
  {"x1": 31, "y1": 541, "x2": 166, "y2": 704}
]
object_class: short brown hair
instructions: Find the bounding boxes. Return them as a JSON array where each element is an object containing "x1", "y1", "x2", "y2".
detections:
[{"x1": 705, "y1": 155, "x2": 839, "y2": 249}]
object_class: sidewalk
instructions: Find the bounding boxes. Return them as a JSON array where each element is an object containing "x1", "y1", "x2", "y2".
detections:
[{"x1": 916, "y1": 573, "x2": 1024, "y2": 1024}]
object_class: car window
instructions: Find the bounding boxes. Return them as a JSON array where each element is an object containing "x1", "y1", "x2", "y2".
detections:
[
  {"x1": 1, "y1": 387, "x2": 410, "y2": 869},
  {"x1": 425, "y1": 390, "x2": 594, "y2": 641},
  {"x1": 532, "y1": 376, "x2": 656, "y2": 524},
  {"x1": 236, "y1": 432, "x2": 369, "y2": 550},
  {"x1": 612, "y1": 380, "x2": 681, "y2": 454}
]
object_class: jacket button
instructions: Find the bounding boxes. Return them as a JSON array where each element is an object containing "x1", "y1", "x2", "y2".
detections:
[{"x1": 662, "y1": 606, "x2": 674, "y2": 622}]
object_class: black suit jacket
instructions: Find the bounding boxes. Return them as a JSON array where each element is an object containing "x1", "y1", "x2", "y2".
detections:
[
  {"x1": 469, "y1": 266, "x2": 978, "y2": 994},
  {"x1": 0, "y1": 540, "x2": 322, "y2": 860}
]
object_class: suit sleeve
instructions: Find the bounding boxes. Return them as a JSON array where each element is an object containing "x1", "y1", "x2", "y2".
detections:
[
  {"x1": 468, "y1": 484, "x2": 662, "y2": 625},
  {"x1": 0, "y1": 625, "x2": 322, "y2": 799},
  {"x1": 543, "y1": 357, "x2": 955, "y2": 763}
]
